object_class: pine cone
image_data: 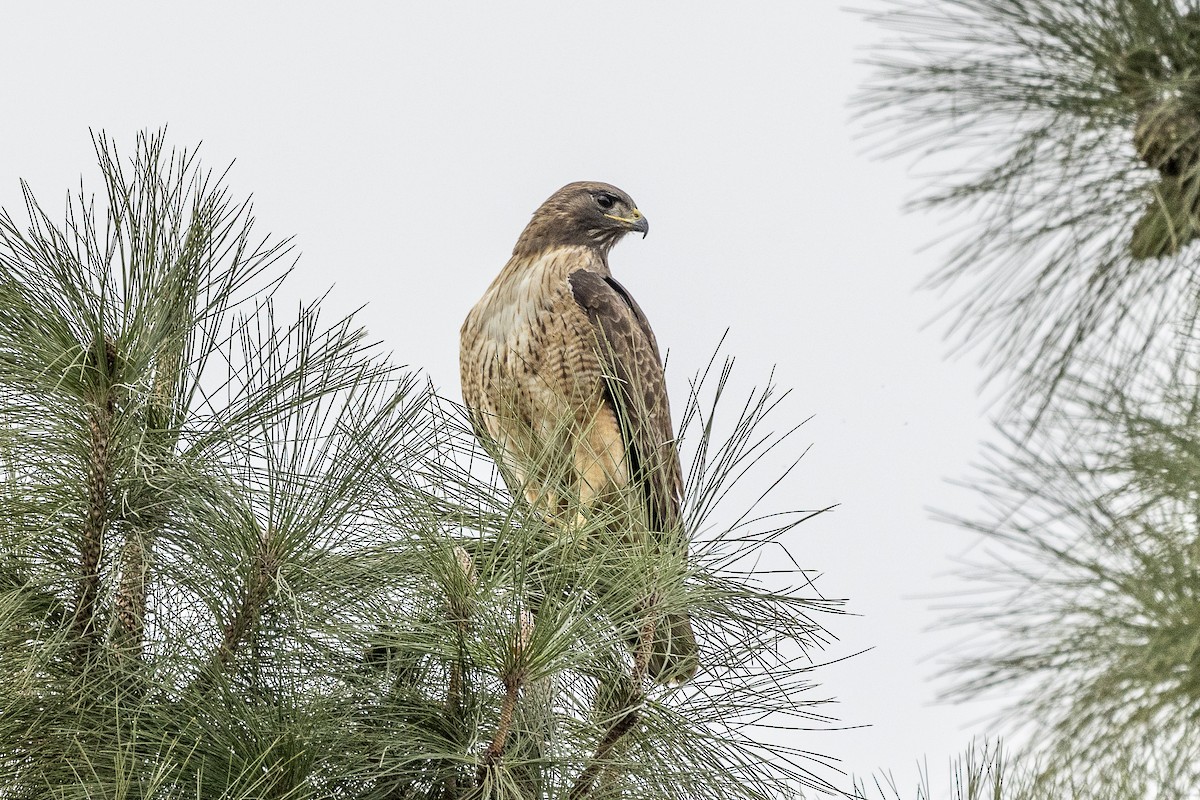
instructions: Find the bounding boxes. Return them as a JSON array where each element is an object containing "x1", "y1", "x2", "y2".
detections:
[
  {"x1": 1168, "y1": 11, "x2": 1200, "y2": 73},
  {"x1": 1133, "y1": 96, "x2": 1200, "y2": 176},
  {"x1": 1116, "y1": 47, "x2": 1167, "y2": 99},
  {"x1": 1130, "y1": 176, "x2": 1200, "y2": 259}
]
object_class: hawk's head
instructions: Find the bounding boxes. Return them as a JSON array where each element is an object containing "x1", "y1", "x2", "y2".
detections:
[{"x1": 513, "y1": 181, "x2": 649, "y2": 257}]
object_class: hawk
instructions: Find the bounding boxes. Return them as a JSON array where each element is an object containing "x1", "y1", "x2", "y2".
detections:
[{"x1": 460, "y1": 181, "x2": 698, "y2": 685}]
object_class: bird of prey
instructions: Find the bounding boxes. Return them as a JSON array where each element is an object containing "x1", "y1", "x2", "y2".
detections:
[{"x1": 460, "y1": 181, "x2": 698, "y2": 685}]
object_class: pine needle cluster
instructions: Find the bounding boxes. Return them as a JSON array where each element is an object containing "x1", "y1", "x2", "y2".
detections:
[
  {"x1": 859, "y1": 0, "x2": 1200, "y2": 417},
  {"x1": 853, "y1": 739, "x2": 1016, "y2": 800},
  {"x1": 0, "y1": 132, "x2": 840, "y2": 799}
]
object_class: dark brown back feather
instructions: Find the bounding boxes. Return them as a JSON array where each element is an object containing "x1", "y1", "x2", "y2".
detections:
[{"x1": 568, "y1": 269, "x2": 684, "y2": 536}]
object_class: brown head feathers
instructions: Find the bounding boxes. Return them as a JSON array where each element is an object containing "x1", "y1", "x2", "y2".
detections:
[{"x1": 512, "y1": 181, "x2": 648, "y2": 258}]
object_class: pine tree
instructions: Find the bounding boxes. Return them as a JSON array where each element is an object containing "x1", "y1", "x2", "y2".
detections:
[
  {"x1": 861, "y1": 1, "x2": 1200, "y2": 796},
  {"x1": 0, "y1": 131, "x2": 841, "y2": 799}
]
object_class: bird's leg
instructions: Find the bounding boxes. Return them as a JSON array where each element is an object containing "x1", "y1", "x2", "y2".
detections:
[{"x1": 522, "y1": 484, "x2": 561, "y2": 516}]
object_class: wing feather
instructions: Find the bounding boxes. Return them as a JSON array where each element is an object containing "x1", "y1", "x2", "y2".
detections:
[{"x1": 568, "y1": 269, "x2": 683, "y2": 535}]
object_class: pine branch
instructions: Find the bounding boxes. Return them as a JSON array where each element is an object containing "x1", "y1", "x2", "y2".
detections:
[
  {"x1": 476, "y1": 606, "x2": 535, "y2": 788},
  {"x1": 114, "y1": 329, "x2": 187, "y2": 659},
  {"x1": 569, "y1": 611, "x2": 656, "y2": 799},
  {"x1": 208, "y1": 529, "x2": 278, "y2": 681},
  {"x1": 71, "y1": 337, "x2": 119, "y2": 662},
  {"x1": 114, "y1": 529, "x2": 149, "y2": 654},
  {"x1": 572, "y1": 696, "x2": 641, "y2": 800}
]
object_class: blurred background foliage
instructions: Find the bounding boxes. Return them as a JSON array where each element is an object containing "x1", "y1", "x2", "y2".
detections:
[{"x1": 861, "y1": 0, "x2": 1200, "y2": 796}]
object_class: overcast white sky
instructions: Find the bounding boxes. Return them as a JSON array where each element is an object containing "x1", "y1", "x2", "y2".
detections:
[{"x1": 2, "y1": 3, "x2": 1008, "y2": 792}]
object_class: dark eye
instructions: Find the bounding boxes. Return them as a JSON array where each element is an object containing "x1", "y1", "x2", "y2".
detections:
[{"x1": 595, "y1": 193, "x2": 616, "y2": 210}]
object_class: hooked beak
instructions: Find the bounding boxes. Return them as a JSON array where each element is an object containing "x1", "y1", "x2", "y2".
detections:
[{"x1": 605, "y1": 208, "x2": 650, "y2": 238}]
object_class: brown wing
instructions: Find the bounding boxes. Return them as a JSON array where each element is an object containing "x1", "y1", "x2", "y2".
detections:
[{"x1": 568, "y1": 269, "x2": 683, "y2": 536}]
